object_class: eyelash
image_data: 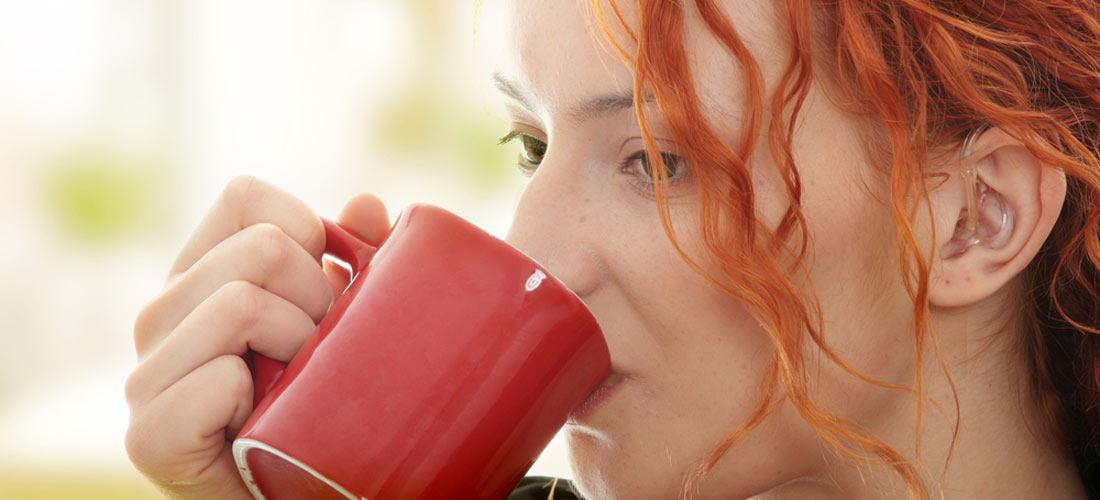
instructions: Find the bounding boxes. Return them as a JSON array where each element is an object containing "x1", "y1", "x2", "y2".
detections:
[
  {"x1": 618, "y1": 149, "x2": 688, "y2": 185},
  {"x1": 497, "y1": 130, "x2": 689, "y2": 188},
  {"x1": 497, "y1": 130, "x2": 544, "y2": 176}
]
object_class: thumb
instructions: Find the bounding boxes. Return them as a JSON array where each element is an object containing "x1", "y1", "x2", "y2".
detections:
[
  {"x1": 323, "y1": 193, "x2": 391, "y2": 295},
  {"x1": 337, "y1": 193, "x2": 391, "y2": 246}
]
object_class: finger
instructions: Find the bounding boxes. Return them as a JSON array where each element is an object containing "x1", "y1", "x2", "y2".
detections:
[
  {"x1": 127, "y1": 281, "x2": 316, "y2": 407},
  {"x1": 338, "y1": 193, "x2": 391, "y2": 246},
  {"x1": 126, "y1": 354, "x2": 254, "y2": 495},
  {"x1": 135, "y1": 223, "x2": 333, "y2": 357},
  {"x1": 323, "y1": 259, "x2": 351, "y2": 295},
  {"x1": 168, "y1": 176, "x2": 325, "y2": 280}
]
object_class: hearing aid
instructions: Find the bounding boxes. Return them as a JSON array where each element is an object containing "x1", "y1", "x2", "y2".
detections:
[{"x1": 939, "y1": 126, "x2": 1016, "y2": 259}]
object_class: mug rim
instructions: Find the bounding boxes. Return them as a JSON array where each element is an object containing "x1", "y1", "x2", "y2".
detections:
[
  {"x1": 233, "y1": 438, "x2": 360, "y2": 500},
  {"x1": 233, "y1": 203, "x2": 611, "y2": 499}
]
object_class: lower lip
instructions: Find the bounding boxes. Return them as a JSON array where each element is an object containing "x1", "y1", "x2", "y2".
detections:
[{"x1": 566, "y1": 377, "x2": 626, "y2": 425}]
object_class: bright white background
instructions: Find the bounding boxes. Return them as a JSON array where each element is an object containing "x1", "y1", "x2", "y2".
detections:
[{"x1": 0, "y1": 1, "x2": 575, "y2": 497}]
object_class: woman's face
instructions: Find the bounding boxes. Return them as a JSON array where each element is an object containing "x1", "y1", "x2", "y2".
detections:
[{"x1": 490, "y1": 1, "x2": 916, "y2": 498}]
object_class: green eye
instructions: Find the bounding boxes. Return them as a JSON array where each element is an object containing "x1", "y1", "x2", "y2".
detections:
[{"x1": 499, "y1": 131, "x2": 547, "y2": 176}]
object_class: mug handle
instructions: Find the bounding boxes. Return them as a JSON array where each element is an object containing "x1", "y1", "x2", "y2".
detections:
[{"x1": 248, "y1": 217, "x2": 380, "y2": 408}]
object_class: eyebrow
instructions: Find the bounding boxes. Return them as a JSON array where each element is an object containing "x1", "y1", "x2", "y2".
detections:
[{"x1": 492, "y1": 72, "x2": 650, "y2": 123}]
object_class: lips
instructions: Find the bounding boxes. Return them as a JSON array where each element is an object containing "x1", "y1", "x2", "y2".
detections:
[{"x1": 567, "y1": 372, "x2": 627, "y2": 425}]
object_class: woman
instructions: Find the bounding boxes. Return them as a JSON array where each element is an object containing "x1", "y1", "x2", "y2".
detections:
[{"x1": 124, "y1": 0, "x2": 1100, "y2": 498}]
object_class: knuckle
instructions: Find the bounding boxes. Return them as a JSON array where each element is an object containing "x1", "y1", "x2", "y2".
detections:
[
  {"x1": 303, "y1": 216, "x2": 326, "y2": 258},
  {"x1": 216, "y1": 354, "x2": 254, "y2": 403},
  {"x1": 123, "y1": 368, "x2": 147, "y2": 407},
  {"x1": 124, "y1": 415, "x2": 159, "y2": 473},
  {"x1": 248, "y1": 223, "x2": 293, "y2": 273},
  {"x1": 232, "y1": 355, "x2": 254, "y2": 400},
  {"x1": 132, "y1": 302, "x2": 161, "y2": 355},
  {"x1": 211, "y1": 280, "x2": 261, "y2": 333},
  {"x1": 222, "y1": 175, "x2": 265, "y2": 208}
]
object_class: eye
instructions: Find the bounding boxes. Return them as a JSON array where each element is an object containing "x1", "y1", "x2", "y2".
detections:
[
  {"x1": 498, "y1": 131, "x2": 547, "y2": 176},
  {"x1": 621, "y1": 150, "x2": 687, "y2": 183}
]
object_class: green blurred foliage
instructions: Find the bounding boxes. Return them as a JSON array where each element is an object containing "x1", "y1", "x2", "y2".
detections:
[
  {"x1": 375, "y1": 84, "x2": 514, "y2": 189},
  {"x1": 38, "y1": 147, "x2": 167, "y2": 247},
  {"x1": 370, "y1": 0, "x2": 517, "y2": 193}
]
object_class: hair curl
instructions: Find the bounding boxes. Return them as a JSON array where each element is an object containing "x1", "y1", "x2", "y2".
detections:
[{"x1": 587, "y1": 0, "x2": 1100, "y2": 498}]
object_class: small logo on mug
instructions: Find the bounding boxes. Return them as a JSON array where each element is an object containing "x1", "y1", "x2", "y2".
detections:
[{"x1": 525, "y1": 269, "x2": 547, "y2": 291}]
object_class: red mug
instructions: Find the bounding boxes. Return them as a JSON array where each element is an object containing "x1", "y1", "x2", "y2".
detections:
[{"x1": 232, "y1": 203, "x2": 610, "y2": 500}]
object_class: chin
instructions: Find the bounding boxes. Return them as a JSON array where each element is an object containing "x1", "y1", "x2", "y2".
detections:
[
  {"x1": 565, "y1": 429, "x2": 616, "y2": 499},
  {"x1": 564, "y1": 429, "x2": 672, "y2": 500}
]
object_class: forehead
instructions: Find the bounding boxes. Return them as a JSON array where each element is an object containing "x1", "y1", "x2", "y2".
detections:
[
  {"x1": 479, "y1": 0, "x2": 632, "y2": 113},
  {"x1": 479, "y1": 0, "x2": 787, "y2": 126}
]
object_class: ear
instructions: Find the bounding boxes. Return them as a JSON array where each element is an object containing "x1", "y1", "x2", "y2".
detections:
[{"x1": 927, "y1": 127, "x2": 1067, "y2": 307}]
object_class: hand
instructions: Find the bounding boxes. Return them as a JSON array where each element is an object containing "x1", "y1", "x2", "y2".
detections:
[{"x1": 124, "y1": 176, "x2": 390, "y2": 499}]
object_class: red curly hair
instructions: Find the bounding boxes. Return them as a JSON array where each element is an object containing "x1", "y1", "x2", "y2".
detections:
[{"x1": 586, "y1": 0, "x2": 1100, "y2": 498}]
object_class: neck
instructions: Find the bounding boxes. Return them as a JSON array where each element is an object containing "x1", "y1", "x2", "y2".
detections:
[
  {"x1": 765, "y1": 294, "x2": 1089, "y2": 500},
  {"x1": 897, "y1": 317, "x2": 1085, "y2": 500}
]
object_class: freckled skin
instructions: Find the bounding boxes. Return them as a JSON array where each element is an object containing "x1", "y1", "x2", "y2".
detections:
[
  {"x1": 485, "y1": 1, "x2": 1082, "y2": 499},
  {"x1": 489, "y1": 1, "x2": 914, "y2": 498}
]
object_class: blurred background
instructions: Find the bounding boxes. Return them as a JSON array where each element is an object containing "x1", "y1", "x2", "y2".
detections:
[{"x1": 0, "y1": 0, "x2": 575, "y2": 498}]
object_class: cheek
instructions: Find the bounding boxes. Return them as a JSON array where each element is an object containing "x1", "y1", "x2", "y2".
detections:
[
  {"x1": 798, "y1": 168, "x2": 918, "y2": 418},
  {"x1": 813, "y1": 241, "x2": 914, "y2": 382},
  {"x1": 781, "y1": 90, "x2": 917, "y2": 380},
  {"x1": 565, "y1": 242, "x2": 798, "y2": 497}
]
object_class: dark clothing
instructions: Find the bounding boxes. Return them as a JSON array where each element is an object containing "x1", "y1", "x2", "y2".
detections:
[{"x1": 508, "y1": 476, "x2": 582, "y2": 500}]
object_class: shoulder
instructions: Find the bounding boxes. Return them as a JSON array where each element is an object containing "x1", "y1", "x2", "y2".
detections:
[{"x1": 507, "y1": 476, "x2": 582, "y2": 500}]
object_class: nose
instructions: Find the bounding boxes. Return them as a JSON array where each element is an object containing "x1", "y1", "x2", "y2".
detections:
[{"x1": 505, "y1": 159, "x2": 607, "y2": 299}]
